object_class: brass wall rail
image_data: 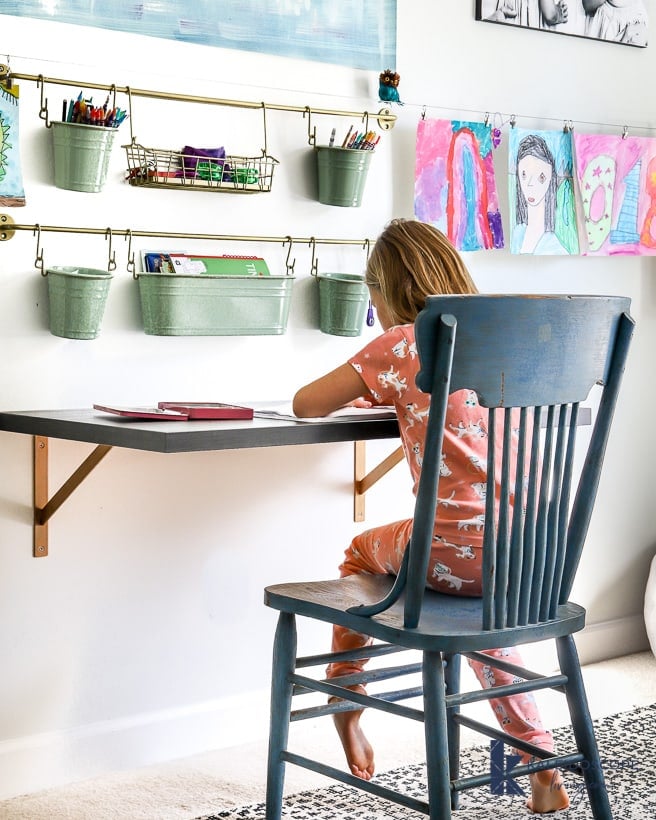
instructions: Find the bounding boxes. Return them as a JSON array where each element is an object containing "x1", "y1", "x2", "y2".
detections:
[
  {"x1": 0, "y1": 65, "x2": 396, "y2": 145},
  {"x1": 0, "y1": 214, "x2": 375, "y2": 276}
]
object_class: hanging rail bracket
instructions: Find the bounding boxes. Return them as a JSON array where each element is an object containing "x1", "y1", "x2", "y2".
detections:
[{"x1": 0, "y1": 213, "x2": 15, "y2": 240}]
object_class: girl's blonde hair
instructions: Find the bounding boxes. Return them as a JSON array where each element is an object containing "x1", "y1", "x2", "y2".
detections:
[{"x1": 366, "y1": 218, "x2": 478, "y2": 325}]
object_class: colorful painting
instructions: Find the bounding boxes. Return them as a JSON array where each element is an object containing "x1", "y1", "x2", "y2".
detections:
[
  {"x1": 0, "y1": 83, "x2": 25, "y2": 207},
  {"x1": 414, "y1": 118, "x2": 504, "y2": 252},
  {"x1": 573, "y1": 132, "x2": 656, "y2": 255},
  {"x1": 509, "y1": 128, "x2": 579, "y2": 255},
  {"x1": 0, "y1": 1, "x2": 396, "y2": 71}
]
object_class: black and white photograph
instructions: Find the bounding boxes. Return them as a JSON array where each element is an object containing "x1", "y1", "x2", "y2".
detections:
[{"x1": 476, "y1": 0, "x2": 648, "y2": 46}]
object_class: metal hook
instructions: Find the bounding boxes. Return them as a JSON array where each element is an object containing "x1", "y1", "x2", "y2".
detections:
[
  {"x1": 308, "y1": 237, "x2": 318, "y2": 277},
  {"x1": 363, "y1": 238, "x2": 370, "y2": 263},
  {"x1": 622, "y1": 125, "x2": 629, "y2": 140},
  {"x1": 126, "y1": 85, "x2": 136, "y2": 144},
  {"x1": 37, "y1": 75, "x2": 51, "y2": 128},
  {"x1": 484, "y1": 112, "x2": 490, "y2": 127},
  {"x1": 510, "y1": 114, "x2": 517, "y2": 128},
  {"x1": 125, "y1": 229, "x2": 137, "y2": 278},
  {"x1": 421, "y1": 105, "x2": 427, "y2": 121},
  {"x1": 362, "y1": 111, "x2": 370, "y2": 133},
  {"x1": 105, "y1": 228, "x2": 117, "y2": 272},
  {"x1": 33, "y1": 224, "x2": 45, "y2": 275},
  {"x1": 304, "y1": 107, "x2": 316, "y2": 147},
  {"x1": 563, "y1": 119, "x2": 574, "y2": 134},
  {"x1": 283, "y1": 236, "x2": 296, "y2": 276},
  {"x1": 261, "y1": 102, "x2": 269, "y2": 157}
]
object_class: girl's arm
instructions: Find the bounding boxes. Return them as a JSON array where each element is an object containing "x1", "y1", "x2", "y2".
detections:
[{"x1": 292, "y1": 363, "x2": 371, "y2": 418}]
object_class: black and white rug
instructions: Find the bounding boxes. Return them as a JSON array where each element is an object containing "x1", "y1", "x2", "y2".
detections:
[{"x1": 198, "y1": 704, "x2": 656, "y2": 819}]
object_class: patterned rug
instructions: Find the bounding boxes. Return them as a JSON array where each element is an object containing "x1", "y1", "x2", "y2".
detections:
[{"x1": 198, "y1": 704, "x2": 656, "y2": 819}]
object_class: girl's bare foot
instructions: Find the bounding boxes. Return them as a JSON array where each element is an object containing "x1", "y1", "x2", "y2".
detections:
[
  {"x1": 330, "y1": 691, "x2": 375, "y2": 781},
  {"x1": 527, "y1": 768, "x2": 570, "y2": 813}
]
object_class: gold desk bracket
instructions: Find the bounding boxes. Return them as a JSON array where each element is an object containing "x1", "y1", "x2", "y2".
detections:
[
  {"x1": 33, "y1": 436, "x2": 113, "y2": 557},
  {"x1": 30, "y1": 434, "x2": 397, "y2": 552},
  {"x1": 354, "y1": 442, "x2": 404, "y2": 522}
]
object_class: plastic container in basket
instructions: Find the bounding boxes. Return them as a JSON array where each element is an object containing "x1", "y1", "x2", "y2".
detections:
[
  {"x1": 136, "y1": 273, "x2": 294, "y2": 335},
  {"x1": 124, "y1": 143, "x2": 278, "y2": 193}
]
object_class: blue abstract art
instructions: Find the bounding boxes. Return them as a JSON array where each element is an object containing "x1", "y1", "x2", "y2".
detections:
[{"x1": 1, "y1": 1, "x2": 396, "y2": 71}]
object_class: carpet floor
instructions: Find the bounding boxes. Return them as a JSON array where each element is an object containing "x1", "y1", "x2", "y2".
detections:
[
  {"x1": 201, "y1": 704, "x2": 656, "y2": 819},
  {"x1": 1, "y1": 653, "x2": 654, "y2": 819}
]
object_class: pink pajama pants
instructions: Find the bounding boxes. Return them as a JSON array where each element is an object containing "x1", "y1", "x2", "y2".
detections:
[{"x1": 327, "y1": 519, "x2": 554, "y2": 758}]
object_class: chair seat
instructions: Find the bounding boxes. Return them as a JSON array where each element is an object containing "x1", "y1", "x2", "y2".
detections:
[{"x1": 264, "y1": 573, "x2": 586, "y2": 653}]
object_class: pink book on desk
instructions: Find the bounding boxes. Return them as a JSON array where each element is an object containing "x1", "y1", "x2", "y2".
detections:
[
  {"x1": 93, "y1": 404, "x2": 188, "y2": 420},
  {"x1": 157, "y1": 402, "x2": 254, "y2": 420}
]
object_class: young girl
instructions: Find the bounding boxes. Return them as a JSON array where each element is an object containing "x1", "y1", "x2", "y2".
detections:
[{"x1": 292, "y1": 218, "x2": 569, "y2": 814}]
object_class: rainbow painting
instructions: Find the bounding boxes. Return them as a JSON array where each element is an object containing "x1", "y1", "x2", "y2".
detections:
[{"x1": 414, "y1": 118, "x2": 503, "y2": 252}]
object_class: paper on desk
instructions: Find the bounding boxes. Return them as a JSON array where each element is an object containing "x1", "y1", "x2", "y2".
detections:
[{"x1": 252, "y1": 401, "x2": 396, "y2": 423}]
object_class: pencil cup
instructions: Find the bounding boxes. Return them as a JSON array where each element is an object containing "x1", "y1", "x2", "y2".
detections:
[
  {"x1": 52, "y1": 122, "x2": 117, "y2": 192},
  {"x1": 316, "y1": 146, "x2": 373, "y2": 207},
  {"x1": 317, "y1": 273, "x2": 368, "y2": 336},
  {"x1": 46, "y1": 266, "x2": 113, "y2": 340}
]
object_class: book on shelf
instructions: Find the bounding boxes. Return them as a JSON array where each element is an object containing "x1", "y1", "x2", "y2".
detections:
[{"x1": 93, "y1": 402, "x2": 254, "y2": 421}]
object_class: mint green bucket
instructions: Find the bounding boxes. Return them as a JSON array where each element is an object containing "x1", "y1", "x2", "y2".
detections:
[
  {"x1": 316, "y1": 147, "x2": 373, "y2": 207},
  {"x1": 47, "y1": 266, "x2": 113, "y2": 339},
  {"x1": 318, "y1": 273, "x2": 368, "y2": 336},
  {"x1": 137, "y1": 274, "x2": 295, "y2": 336},
  {"x1": 52, "y1": 122, "x2": 117, "y2": 192}
]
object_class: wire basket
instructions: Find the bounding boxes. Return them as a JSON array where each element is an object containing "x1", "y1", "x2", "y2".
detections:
[{"x1": 124, "y1": 143, "x2": 278, "y2": 193}]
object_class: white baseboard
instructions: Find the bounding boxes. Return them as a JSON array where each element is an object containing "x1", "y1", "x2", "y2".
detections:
[
  {"x1": 576, "y1": 612, "x2": 650, "y2": 665},
  {"x1": 0, "y1": 614, "x2": 649, "y2": 800},
  {"x1": 0, "y1": 688, "x2": 272, "y2": 800}
]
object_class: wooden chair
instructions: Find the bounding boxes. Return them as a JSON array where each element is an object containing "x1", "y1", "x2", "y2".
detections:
[{"x1": 264, "y1": 294, "x2": 634, "y2": 819}]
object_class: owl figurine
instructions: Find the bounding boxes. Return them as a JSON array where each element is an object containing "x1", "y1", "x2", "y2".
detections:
[{"x1": 378, "y1": 69, "x2": 403, "y2": 105}]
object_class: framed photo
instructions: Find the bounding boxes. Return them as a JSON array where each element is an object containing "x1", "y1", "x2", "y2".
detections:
[{"x1": 475, "y1": 1, "x2": 648, "y2": 48}]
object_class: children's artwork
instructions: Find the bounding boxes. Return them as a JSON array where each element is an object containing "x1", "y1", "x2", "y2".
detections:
[
  {"x1": 509, "y1": 128, "x2": 578, "y2": 255},
  {"x1": 0, "y1": 83, "x2": 26, "y2": 206},
  {"x1": 414, "y1": 118, "x2": 504, "y2": 252},
  {"x1": 573, "y1": 132, "x2": 656, "y2": 256}
]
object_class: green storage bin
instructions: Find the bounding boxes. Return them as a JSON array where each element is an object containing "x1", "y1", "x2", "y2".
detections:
[
  {"x1": 317, "y1": 272, "x2": 368, "y2": 336},
  {"x1": 137, "y1": 273, "x2": 295, "y2": 336},
  {"x1": 52, "y1": 122, "x2": 117, "y2": 193},
  {"x1": 47, "y1": 266, "x2": 113, "y2": 339},
  {"x1": 316, "y1": 146, "x2": 373, "y2": 207}
]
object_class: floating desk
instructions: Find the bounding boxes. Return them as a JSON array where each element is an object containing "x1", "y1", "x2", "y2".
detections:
[{"x1": 0, "y1": 408, "x2": 401, "y2": 557}]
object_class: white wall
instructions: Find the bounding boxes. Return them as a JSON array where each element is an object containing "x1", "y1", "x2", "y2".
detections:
[{"x1": 0, "y1": 2, "x2": 654, "y2": 798}]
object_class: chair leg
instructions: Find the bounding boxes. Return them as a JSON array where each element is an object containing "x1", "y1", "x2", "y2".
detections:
[
  {"x1": 265, "y1": 612, "x2": 297, "y2": 820},
  {"x1": 444, "y1": 652, "x2": 461, "y2": 811},
  {"x1": 423, "y1": 650, "x2": 453, "y2": 820},
  {"x1": 556, "y1": 635, "x2": 613, "y2": 820}
]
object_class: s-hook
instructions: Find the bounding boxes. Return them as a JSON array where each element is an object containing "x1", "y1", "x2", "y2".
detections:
[
  {"x1": 37, "y1": 75, "x2": 51, "y2": 128},
  {"x1": 105, "y1": 228, "x2": 117, "y2": 272},
  {"x1": 308, "y1": 237, "x2": 319, "y2": 277},
  {"x1": 34, "y1": 224, "x2": 45, "y2": 275},
  {"x1": 283, "y1": 236, "x2": 296, "y2": 276},
  {"x1": 125, "y1": 229, "x2": 137, "y2": 277}
]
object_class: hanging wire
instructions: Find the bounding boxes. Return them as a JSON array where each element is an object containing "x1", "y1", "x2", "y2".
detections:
[{"x1": 411, "y1": 98, "x2": 655, "y2": 135}]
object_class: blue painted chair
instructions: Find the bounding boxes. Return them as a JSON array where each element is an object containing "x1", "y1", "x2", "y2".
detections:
[{"x1": 264, "y1": 294, "x2": 634, "y2": 819}]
